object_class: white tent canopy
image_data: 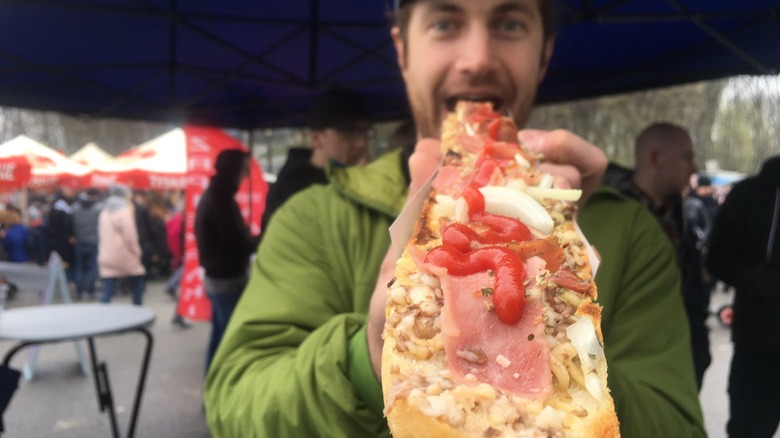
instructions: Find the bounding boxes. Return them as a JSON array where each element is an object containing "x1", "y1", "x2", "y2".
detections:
[
  {"x1": 0, "y1": 135, "x2": 89, "y2": 188},
  {"x1": 69, "y1": 142, "x2": 114, "y2": 168}
]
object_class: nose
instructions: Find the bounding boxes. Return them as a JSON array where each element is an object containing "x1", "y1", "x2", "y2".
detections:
[{"x1": 454, "y1": 25, "x2": 496, "y2": 77}]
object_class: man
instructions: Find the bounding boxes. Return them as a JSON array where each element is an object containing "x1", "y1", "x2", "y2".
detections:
[
  {"x1": 47, "y1": 181, "x2": 78, "y2": 282},
  {"x1": 261, "y1": 87, "x2": 372, "y2": 231},
  {"x1": 195, "y1": 149, "x2": 260, "y2": 371},
  {"x1": 603, "y1": 123, "x2": 710, "y2": 390},
  {"x1": 204, "y1": 2, "x2": 705, "y2": 437},
  {"x1": 71, "y1": 188, "x2": 104, "y2": 300},
  {"x1": 707, "y1": 155, "x2": 780, "y2": 437}
]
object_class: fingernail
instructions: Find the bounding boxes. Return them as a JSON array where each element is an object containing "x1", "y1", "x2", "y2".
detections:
[{"x1": 518, "y1": 131, "x2": 541, "y2": 150}]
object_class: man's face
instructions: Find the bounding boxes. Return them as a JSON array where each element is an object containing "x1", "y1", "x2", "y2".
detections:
[
  {"x1": 315, "y1": 123, "x2": 371, "y2": 166},
  {"x1": 392, "y1": 0, "x2": 554, "y2": 139},
  {"x1": 658, "y1": 133, "x2": 697, "y2": 197}
]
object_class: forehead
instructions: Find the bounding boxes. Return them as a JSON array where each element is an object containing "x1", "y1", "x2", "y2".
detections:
[{"x1": 412, "y1": 0, "x2": 541, "y2": 16}]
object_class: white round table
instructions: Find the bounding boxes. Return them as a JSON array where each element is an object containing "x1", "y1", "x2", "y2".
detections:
[{"x1": 0, "y1": 303, "x2": 155, "y2": 438}]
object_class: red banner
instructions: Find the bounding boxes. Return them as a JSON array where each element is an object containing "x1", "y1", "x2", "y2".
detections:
[{"x1": 179, "y1": 126, "x2": 268, "y2": 321}]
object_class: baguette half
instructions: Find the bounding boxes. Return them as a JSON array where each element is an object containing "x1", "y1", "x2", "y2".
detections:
[{"x1": 381, "y1": 102, "x2": 620, "y2": 437}]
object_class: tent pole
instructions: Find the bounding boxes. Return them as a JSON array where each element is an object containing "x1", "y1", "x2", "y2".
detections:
[{"x1": 247, "y1": 129, "x2": 254, "y2": 227}]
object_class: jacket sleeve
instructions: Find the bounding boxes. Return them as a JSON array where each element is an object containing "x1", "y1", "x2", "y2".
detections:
[
  {"x1": 204, "y1": 190, "x2": 389, "y2": 438},
  {"x1": 580, "y1": 190, "x2": 706, "y2": 438}
]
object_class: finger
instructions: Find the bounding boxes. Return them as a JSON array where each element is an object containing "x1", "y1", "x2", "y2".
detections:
[
  {"x1": 537, "y1": 163, "x2": 579, "y2": 190},
  {"x1": 518, "y1": 129, "x2": 607, "y2": 206},
  {"x1": 408, "y1": 138, "x2": 442, "y2": 197}
]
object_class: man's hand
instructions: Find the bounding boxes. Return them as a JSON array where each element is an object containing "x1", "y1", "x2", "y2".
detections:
[
  {"x1": 366, "y1": 131, "x2": 607, "y2": 380},
  {"x1": 519, "y1": 129, "x2": 607, "y2": 207}
]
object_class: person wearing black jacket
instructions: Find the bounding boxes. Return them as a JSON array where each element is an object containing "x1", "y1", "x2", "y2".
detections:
[
  {"x1": 706, "y1": 154, "x2": 780, "y2": 437},
  {"x1": 260, "y1": 87, "x2": 372, "y2": 232},
  {"x1": 195, "y1": 149, "x2": 259, "y2": 371}
]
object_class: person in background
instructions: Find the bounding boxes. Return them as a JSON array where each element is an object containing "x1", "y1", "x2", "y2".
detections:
[
  {"x1": 98, "y1": 184, "x2": 146, "y2": 305},
  {"x1": 602, "y1": 122, "x2": 710, "y2": 390},
  {"x1": 1, "y1": 207, "x2": 30, "y2": 263},
  {"x1": 166, "y1": 209, "x2": 190, "y2": 329},
  {"x1": 132, "y1": 190, "x2": 155, "y2": 278},
  {"x1": 72, "y1": 188, "x2": 103, "y2": 301},
  {"x1": 48, "y1": 180, "x2": 78, "y2": 281},
  {"x1": 145, "y1": 193, "x2": 173, "y2": 279},
  {"x1": 26, "y1": 195, "x2": 50, "y2": 265},
  {"x1": 260, "y1": 87, "x2": 372, "y2": 231},
  {"x1": 195, "y1": 149, "x2": 259, "y2": 371},
  {"x1": 204, "y1": 1, "x2": 705, "y2": 437},
  {"x1": 707, "y1": 155, "x2": 780, "y2": 438}
]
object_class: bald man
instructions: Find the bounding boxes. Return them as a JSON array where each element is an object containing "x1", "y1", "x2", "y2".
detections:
[{"x1": 604, "y1": 122, "x2": 710, "y2": 390}]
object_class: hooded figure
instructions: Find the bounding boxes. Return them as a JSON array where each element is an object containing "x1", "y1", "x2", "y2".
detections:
[
  {"x1": 98, "y1": 184, "x2": 146, "y2": 305},
  {"x1": 72, "y1": 188, "x2": 104, "y2": 299},
  {"x1": 195, "y1": 149, "x2": 259, "y2": 372},
  {"x1": 706, "y1": 154, "x2": 780, "y2": 436}
]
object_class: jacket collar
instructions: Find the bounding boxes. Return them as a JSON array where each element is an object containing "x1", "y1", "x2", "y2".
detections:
[{"x1": 327, "y1": 148, "x2": 409, "y2": 218}]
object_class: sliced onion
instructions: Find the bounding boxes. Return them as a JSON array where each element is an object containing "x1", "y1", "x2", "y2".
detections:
[
  {"x1": 566, "y1": 317, "x2": 604, "y2": 402},
  {"x1": 478, "y1": 186, "x2": 554, "y2": 234}
]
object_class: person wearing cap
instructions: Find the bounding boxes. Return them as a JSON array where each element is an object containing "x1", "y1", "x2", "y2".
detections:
[
  {"x1": 195, "y1": 149, "x2": 260, "y2": 372},
  {"x1": 72, "y1": 188, "x2": 104, "y2": 300},
  {"x1": 260, "y1": 87, "x2": 373, "y2": 231},
  {"x1": 98, "y1": 183, "x2": 146, "y2": 305},
  {"x1": 204, "y1": 2, "x2": 705, "y2": 437}
]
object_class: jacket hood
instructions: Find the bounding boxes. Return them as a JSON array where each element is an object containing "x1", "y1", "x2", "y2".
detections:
[
  {"x1": 104, "y1": 195, "x2": 129, "y2": 212},
  {"x1": 759, "y1": 155, "x2": 780, "y2": 184}
]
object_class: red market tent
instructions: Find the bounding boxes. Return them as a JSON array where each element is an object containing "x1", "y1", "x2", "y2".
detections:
[
  {"x1": 87, "y1": 129, "x2": 187, "y2": 190},
  {"x1": 0, "y1": 155, "x2": 31, "y2": 192},
  {"x1": 69, "y1": 142, "x2": 115, "y2": 168},
  {"x1": 0, "y1": 136, "x2": 89, "y2": 190}
]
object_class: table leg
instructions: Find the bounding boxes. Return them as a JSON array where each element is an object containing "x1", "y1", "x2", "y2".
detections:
[
  {"x1": 87, "y1": 337, "x2": 120, "y2": 438},
  {"x1": 126, "y1": 327, "x2": 153, "y2": 438}
]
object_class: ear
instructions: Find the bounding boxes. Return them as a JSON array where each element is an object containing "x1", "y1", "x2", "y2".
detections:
[
  {"x1": 537, "y1": 36, "x2": 556, "y2": 82},
  {"x1": 391, "y1": 26, "x2": 409, "y2": 79}
]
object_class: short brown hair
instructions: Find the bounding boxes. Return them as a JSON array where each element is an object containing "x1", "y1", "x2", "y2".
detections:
[{"x1": 391, "y1": 0, "x2": 557, "y2": 45}]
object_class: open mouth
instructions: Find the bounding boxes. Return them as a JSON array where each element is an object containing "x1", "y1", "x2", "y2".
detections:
[{"x1": 445, "y1": 96, "x2": 503, "y2": 113}]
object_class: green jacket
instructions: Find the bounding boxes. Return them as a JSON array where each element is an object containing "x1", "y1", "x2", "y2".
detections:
[{"x1": 204, "y1": 148, "x2": 706, "y2": 437}]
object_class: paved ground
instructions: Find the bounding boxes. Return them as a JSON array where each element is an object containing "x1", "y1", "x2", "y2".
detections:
[{"x1": 0, "y1": 280, "x2": 777, "y2": 437}]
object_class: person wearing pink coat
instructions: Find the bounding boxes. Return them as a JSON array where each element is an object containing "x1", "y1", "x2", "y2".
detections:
[{"x1": 98, "y1": 184, "x2": 146, "y2": 305}]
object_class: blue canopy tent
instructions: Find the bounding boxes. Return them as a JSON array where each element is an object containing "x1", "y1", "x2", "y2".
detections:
[{"x1": 0, "y1": 0, "x2": 778, "y2": 129}]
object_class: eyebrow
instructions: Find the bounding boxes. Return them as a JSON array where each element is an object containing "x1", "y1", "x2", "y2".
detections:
[
  {"x1": 423, "y1": 1, "x2": 463, "y2": 14},
  {"x1": 493, "y1": 1, "x2": 538, "y2": 18},
  {"x1": 421, "y1": 0, "x2": 538, "y2": 18}
]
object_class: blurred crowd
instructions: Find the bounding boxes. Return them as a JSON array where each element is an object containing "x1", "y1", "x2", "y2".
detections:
[{"x1": 0, "y1": 181, "x2": 185, "y2": 304}]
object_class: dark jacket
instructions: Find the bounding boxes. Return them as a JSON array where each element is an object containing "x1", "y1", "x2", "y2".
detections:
[
  {"x1": 261, "y1": 147, "x2": 327, "y2": 232},
  {"x1": 133, "y1": 201, "x2": 154, "y2": 270},
  {"x1": 707, "y1": 155, "x2": 780, "y2": 350},
  {"x1": 196, "y1": 165, "x2": 259, "y2": 279},
  {"x1": 48, "y1": 196, "x2": 75, "y2": 264}
]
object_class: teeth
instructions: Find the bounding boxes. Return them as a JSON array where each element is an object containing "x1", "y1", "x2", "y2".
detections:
[{"x1": 446, "y1": 97, "x2": 501, "y2": 112}]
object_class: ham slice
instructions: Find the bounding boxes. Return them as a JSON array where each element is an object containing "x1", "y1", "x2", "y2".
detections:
[{"x1": 439, "y1": 271, "x2": 552, "y2": 400}]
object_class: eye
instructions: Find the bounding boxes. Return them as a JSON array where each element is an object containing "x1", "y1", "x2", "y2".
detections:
[
  {"x1": 430, "y1": 18, "x2": 457, "y2": 34},
  {"x1": 491, "y1": 15, "x2": 531, "y2": 39}
]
